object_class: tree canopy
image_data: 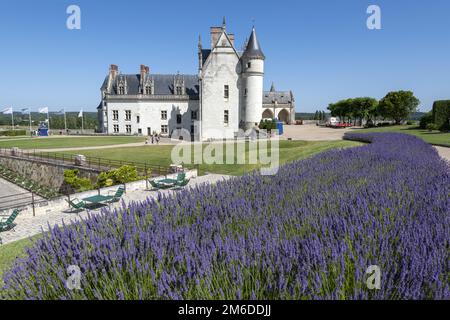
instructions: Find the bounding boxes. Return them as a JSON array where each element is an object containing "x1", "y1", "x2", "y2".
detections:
[{"x1": 378, "y1": 91, "x2": 420, "y2": 124}]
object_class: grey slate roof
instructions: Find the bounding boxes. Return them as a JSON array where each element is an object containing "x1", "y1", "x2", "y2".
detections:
[
  {"x1": 242, "y1": 27, "x2": 265, "y2": 60},
  {"x1": 102, "y1": 74, "x2": 199, "y2": 98},
  {"x1": 202, "y1": 49, "x2": 211, "y2": 64},
  {"x1": 263, "y1": 91, "x2": 293, "y2": 105}
]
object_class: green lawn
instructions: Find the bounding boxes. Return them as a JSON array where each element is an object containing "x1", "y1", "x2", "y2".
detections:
[
  {"x1": 62, "y1": 140, "x2": 362, "y2": 176},
  {"x1": 356, "y1": 125, "x2": 450, "y2": 147},
  {"x1": 0, "y1": 136, "x2": 146, "y2": 149},
  {"x1": 0, "y1": 235, "x2": 41, "y2": 287}
]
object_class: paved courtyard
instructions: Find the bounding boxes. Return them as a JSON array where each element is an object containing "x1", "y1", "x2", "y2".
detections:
[
  {"x1": 0, "y1": 174, "x2": 232, "y2": 245},
  {"x1": 0, "y1": 177, "x2": 27, "y2": 197},
  {"x1": 282, "y1": 124, "x2": 354, "y2": 141}
]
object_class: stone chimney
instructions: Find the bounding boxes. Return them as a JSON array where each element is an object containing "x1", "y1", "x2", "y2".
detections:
[
  {"x1": 228, "y1": 33, "x2": 235, "y2": 47},
  {"x1": 109, "y1": 64, "x2": 118, "y2": 78},
  {"x1": 140, "y1": 65, "x2": 149, "y2": 92},
  {"x1": 210, "y1": 27, "x2": 222, "y2": 48}
]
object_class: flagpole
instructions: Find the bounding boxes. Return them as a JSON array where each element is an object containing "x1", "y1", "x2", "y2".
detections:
[
  {"x1": 64, "y1": 108, "x2": 67, "y2": 134},
  {"x1": 29, "y1": 110, "x2": 32, "y2": 136}
]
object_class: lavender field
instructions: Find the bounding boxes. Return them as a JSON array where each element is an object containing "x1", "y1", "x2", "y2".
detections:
[{"x1": 2, "y1": 133, "x2": 449, "y2": 300}]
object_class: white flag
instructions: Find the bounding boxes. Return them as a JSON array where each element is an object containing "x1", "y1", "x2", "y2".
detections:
[
  {"x1": 39, "y1": 107, "x2": 48, "y2": 114},
  {"x1": 2, "y1": 107, "x2": 12, "y2": 114},
  {"x1": 78, "y1": 110, "x2": 83, "y2": 118}
]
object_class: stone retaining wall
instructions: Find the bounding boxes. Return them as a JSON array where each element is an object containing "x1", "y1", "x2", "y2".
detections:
[{"x1": 0, "y1": 155, "x2": 100, "y2": 193}]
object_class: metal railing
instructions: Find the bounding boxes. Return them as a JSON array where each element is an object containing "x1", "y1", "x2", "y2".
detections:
[
  {"x1": 0, "y1": 192, "x2": 46, "y2": 216},
  {"x1": 0, "y1": 148, "x2": 182, "y2": 177}
]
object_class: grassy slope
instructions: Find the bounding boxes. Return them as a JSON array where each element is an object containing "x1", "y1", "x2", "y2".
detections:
[
  {"x1": 358, "y1": 125, "x2": 450, "y2": 147},
  {"x1": 61, "y1": 140, "x2": 362, "y2": 176},
  {"x1": 0, "y1": 235, "x2": 41, "y2": 286},
  {"x1": 0, "y1": 136, "x2": 146, "y2": 149}
]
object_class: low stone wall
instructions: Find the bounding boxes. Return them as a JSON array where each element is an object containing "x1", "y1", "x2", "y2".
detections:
[
  {"x1": 15, "y1": 169, "x2": 198, "y2": 217},
  {"x1": 0, "y1": 155, "x2": 100, "y2": 193}
]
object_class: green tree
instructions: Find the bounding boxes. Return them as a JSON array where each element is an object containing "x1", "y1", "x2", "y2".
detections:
[
  {"x1": 378, "y1": 91, "x2": 420, "y2": 124},
  {"x1": 351, "y1": 97, "x2": 378, "y2": 125}
]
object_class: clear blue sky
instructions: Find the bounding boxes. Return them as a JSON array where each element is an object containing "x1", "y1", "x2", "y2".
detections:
[{"x1": 0, "y1": 0, "x2": 449, "y2": 113}]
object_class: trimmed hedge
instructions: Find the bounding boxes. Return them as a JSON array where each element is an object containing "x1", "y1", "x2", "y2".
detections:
[
  {"x1": 0, "y1": 130, "x2": 26, "y2": 136},
  {"x1": 432, "y1": 100, "x2": 450, "y2": 131},
  {"x1": 419, "y1": 112, "x2": 434, "y2": 129}
]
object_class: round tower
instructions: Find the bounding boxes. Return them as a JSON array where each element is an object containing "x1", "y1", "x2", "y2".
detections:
[{"x1": 242, "y1": 27, "x2": 265, "y2": 130}]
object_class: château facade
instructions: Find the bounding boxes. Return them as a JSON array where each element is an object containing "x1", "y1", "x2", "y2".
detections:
[{"x1": 98, "y1": 20, "x2": 295, "y2": 140}]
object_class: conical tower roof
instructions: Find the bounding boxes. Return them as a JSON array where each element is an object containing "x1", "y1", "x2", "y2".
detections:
[{"x1": 243, "y1": 27, "x2": 265, "y2": 60}]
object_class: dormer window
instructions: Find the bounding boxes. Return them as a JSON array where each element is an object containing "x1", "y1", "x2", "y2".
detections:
[
  {"x1": 118, "y1": 85, "x2": 125, "y2": 95},
  {"x1": 176, "y1": 86, "x2": 183, "y2": 95},
  {"x1": 145, "y1": 86, "x2": 152, "y2": 95}
]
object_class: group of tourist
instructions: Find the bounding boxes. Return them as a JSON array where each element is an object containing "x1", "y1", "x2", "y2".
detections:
[{"x1": 146, "y1": 133, "x2": 160, "y2": 145}]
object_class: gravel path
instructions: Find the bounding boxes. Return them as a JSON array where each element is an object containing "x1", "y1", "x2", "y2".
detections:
[
  {"x1": 435, "y1": 146, "x2": 450, "y2": 162},
  {"x1": 0, "y1": 174, "x2": 232, "y2": 245}
]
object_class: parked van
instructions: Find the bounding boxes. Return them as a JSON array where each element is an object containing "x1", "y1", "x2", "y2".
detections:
[{"x1": 326, "y1": 117, "x2": 340, "y2": 127}]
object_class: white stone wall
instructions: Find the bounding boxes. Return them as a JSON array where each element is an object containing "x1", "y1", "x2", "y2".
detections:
[
  {"x1": 105, "y1": 100, "x2": 199, "y2": 137},
  {"x1": 200, "y1": 33, "x2": 240, "y2": 140}
]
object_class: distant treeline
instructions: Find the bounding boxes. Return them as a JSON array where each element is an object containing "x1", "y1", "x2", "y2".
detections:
[{"x1": 0, "y1": 112, "x2": 98, "y2": 130}]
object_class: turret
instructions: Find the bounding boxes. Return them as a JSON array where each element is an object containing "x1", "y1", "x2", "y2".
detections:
[{"x1": 242, "y1": 27, "x2": 265, "y2": 130}]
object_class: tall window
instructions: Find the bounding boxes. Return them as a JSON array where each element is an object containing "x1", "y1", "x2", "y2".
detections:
[
  {"x1": 125, "y1": 110, "x2": 131, "y2": 121},
  {"x1": 112, "y1": 110, "x2": 119, "y2": 121},
  {"x1": 224, "y1": 85, "x2": 229, "y2": 99},
  {"x1": 161, "y1": 110, "x2": 167, "y2": 120},
  {"x1": 118, "y1": 85, "x2": 125, "y2": 95},
  {"x1": 161, "y1": 125, "x2": 168, "y2": 134},
  {"x1": 191, "y1": 110, "x2": 198, "y2": 120},
  {"x1": 224, "y1": 110, "x2": 229, "y2": 125},
  {"x1": 136, "y1": 116, "x2": 140, "y2": 124},
  {"x1": 126, "y1": 125, "x2": 131, "y2": 133},
  {"x1": 244, "y1": 88, "x2": 248, "y2": 97},
  {"x1": 176, "y1": 114, "x2": 182, "y2": 124},
  {"x1": 247, "y1": 62, "x2": 251, "y2": 69},
  {"x1": 113, "y1": 124, "x2": 119, "y2": 133},
  {"x1": 176, "y1": 86, "x2": 183, "y2": 95},
  {"x1": 145, "y1": 86, "x2": 152, "y2": 95}
]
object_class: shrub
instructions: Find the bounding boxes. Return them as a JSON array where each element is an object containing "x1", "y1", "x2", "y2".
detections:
[
  {"x1": 431, "y1": 100, "x2": 450, "y2": 131},
  {"x1": 426, "y1": 123, "x2": 438, "y2": 131},
  {"x1": 3, "y1": 133, "x2": 449, "y2": 300},
  {"x1": 419, "y1": 112, "x2": 434, "y2": 129},
  {"x1": 259, "y1": 119, "x2": 277, "y2": 131},
  {"x1": 63, "y1": 169, "x2": 94, "y2": 192},
  {"x1": 0, "y1": 129, "x2": 26, "y2": 136},
  {"x1": 406, "y1": 120, "x2": 414, "y2": 125},
  {"x1": 95, "y1": 165, "x2": 139, "y2": 188}
]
